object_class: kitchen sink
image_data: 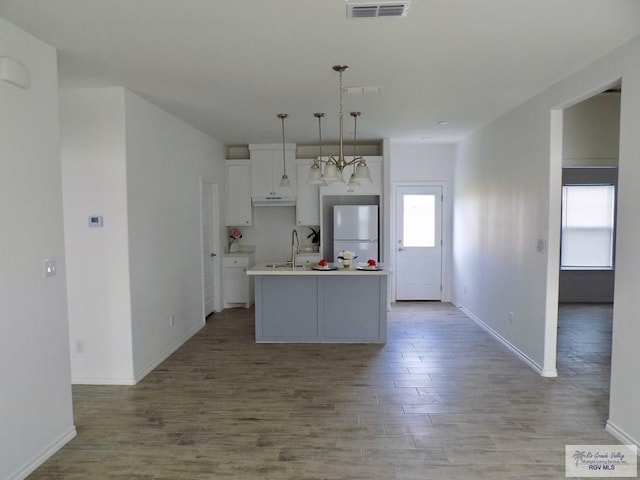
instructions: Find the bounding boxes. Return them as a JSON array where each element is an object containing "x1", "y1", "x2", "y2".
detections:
[{"x1": 265, "y1": 263, "x2": 306, "y2": 269}]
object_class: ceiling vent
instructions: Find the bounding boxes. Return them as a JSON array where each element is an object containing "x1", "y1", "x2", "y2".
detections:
[{"x1": 346, "y1": 1, "x2": 410, "y2": 18}]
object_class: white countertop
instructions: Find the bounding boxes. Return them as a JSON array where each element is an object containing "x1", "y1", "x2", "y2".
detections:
[{"x1": 247, "y1": 262, "x2": 392, "y2": 276}]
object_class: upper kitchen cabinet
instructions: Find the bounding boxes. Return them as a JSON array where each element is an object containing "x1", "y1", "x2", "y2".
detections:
[
  {"x1": 226, "y1": 160, "x2": 252, "y2": 226},
  {"x1": 295, "y1": 159, "x2": 320, "y2": 226},
  {"x1": 320, "y1": 156, "x2": 383, "y2": 195},
  {"x1": 249, "y1": 144, "x2": 297, "y2": 198}
]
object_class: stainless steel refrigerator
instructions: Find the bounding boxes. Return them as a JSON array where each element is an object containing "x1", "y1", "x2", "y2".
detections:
[{"x1": 333, "y1": 205, "x2": 379, "y2": 263}]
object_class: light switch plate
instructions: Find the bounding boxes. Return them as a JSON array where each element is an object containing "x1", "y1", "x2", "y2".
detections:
[
  {"x1": 43, "y1": 257, "x2": 56, "y2": 277},
  {"x1": 0, "y1": 56, "x2": 30, "y2": 89},
  {"x1": 89, "y1": 215, "x2": 103, "y2": 228}
]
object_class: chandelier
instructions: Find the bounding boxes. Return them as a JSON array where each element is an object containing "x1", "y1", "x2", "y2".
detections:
[{"x1": 307, "y1": 65, "x2": 373, "y2": 186}]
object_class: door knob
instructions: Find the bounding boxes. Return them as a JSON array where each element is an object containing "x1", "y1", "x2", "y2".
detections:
[
  {"x1": 210, "y1": 253, "x2": 217, "y2": 257},
  {"x1": 398, "y1": 247, "x2": 405, "y2": 251}
]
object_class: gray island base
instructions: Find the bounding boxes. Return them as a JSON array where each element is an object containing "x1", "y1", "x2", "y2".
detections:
[{"x1": 247, "y1": 264, "x2": 392, "y2": 343}]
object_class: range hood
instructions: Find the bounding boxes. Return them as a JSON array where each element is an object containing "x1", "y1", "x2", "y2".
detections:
[{"x1": 251, "y1": 196, "x2": 296, "y2": 207}]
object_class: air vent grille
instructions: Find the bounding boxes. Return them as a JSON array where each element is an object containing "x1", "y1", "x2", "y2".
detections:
[{"x1": 347, "y1": 2, "x2": 410, "y2": 18}]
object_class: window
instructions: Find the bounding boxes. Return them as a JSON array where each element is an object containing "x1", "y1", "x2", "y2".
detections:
[
  {"x1": 561, "y1": 185, "x2": 615, "y2": 269},
  {"x1": 402, "y1": 194, "x2": 435, "y2": 247}
]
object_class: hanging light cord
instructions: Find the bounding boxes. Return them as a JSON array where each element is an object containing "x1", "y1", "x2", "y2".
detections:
[
  {"x1": 280, "y1": 114, "x2": 287, "y2": 176},
  {"x1": 353, "y1": 113, "x2": 358, "y2": 156},
  {"x1": 338, "y1": 68, "x2": 344, "y2": 163},
  {"x1": 318, "y1": 114, "x2": 323, "y2": 160}
]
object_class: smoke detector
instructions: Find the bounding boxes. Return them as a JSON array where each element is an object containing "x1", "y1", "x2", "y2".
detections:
[{"x1": 346, "y1": 1, "x2": 411, "y2": 18}]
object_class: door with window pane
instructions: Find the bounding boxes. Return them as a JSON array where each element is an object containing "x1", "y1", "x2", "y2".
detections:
[{"x1": 395, "y1": 186, "x2": 442, "y2": 300}]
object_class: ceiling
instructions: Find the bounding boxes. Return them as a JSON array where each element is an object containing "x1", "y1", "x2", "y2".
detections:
[{"x1": 1, "y1": 0, "x2": 640, "y2": 146}]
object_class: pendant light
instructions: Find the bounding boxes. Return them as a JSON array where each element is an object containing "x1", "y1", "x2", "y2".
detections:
[
  {"x1": 278, "y1": 113, "x2": 291, "y2": 187},
  {"x1": 350, "y1": 111, "x2": 372, "y2": 184},
  {"x1": 308, "y1": 113, "x2": 326, "y2": 184}
]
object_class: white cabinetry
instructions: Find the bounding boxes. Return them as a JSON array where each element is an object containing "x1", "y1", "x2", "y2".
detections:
[
  {"x1": 295, "y1": 159, "x2": 320, "y2": 226},
  {"x1": 249, "y1": 144, "x2": 297, "y2": 198},
  {"x1": 223, "y1": 254, "x2": 254, "y2": 308},
  {"x1": 226, "y1": 160, "x2": 252, "y2": 226}
]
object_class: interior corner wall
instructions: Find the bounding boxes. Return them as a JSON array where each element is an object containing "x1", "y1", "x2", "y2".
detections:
[
  {"x1": 453, "y1": 34, "x2": 640, "y2": 446},
  {"x1": 0, "y1": 18, "x2": 75, "y2": 480},
  {"x1": 59, "y1": 87, "x2": 135, "y2": 384},
  {"x1": 388, "y1": 142, "x2": 455, "y2": 301},
  {"x1": 123, "y1": 90, "x2": 226, "y2": 380}
]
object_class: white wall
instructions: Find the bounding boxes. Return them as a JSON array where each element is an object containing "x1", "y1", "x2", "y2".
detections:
[
  {"x1": 563, "y1": 92, "x2": 620, "y2": 166},
  {"x1": 453, "y1": 34, "x2": 640, "y2": 446},
  {"x1": 609, "y1": 37, "x2": 640, "y2": 447},
  {"x1": 60, "y1": 88, "x2": 134, "y2": 383},
  {"x1": 388, "y1": 142, "x2": 455, "y2": 300},
  {"x1": 60, "y1": 88, "x2": 227, "y2": 384},
  {"x1": 124, "y1": 90, "x2": 226, "y2": 380},
  {"x1": 0, "y1": 18, "x2": 75, "y2": 480}
]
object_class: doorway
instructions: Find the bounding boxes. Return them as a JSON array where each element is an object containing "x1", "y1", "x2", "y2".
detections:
[
  {"x1": 543, "y1": 84, "x2": 622, "y2": 378},
  {"x1": 394, "y1": 185, "x2": 443, "y2": 300},
  {"x1": 200, "y1": 179, "x2": 222, "y2": 316},
  {"x1": 555, "y1": 87, "x2": 620, "y2": 361}
]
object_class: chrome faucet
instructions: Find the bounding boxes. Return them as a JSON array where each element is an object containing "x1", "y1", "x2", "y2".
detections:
[{"x1": 290, "y1": 229, "x2": 300, "y2": 269}]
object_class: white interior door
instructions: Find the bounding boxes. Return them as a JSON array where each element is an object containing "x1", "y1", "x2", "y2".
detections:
[
  {"x1": 395, "y1": 185, "x2": 442, "y2": 300},
  {"x1": 201, "y1": 180, "x2": 221, "y2": 316}
]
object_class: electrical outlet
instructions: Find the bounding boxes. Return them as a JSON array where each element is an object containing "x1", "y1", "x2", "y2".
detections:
[
  {"x1": 463, "y1": 286, "x2": 467, "y2": 295},
  {"x1": 169, "y1": 314, "x2": 175, "y2": 327},
  {"x1": 509, "y1": 312, "x2": 515, "y2": 325},
  {"x1": 75, "y1": 340, "x2": 84, "y2": 353}
]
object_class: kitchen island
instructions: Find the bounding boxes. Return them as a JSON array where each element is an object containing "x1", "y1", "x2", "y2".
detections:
[{"x1": 247, "y1": 263, "x2": 392, "y2": 343}]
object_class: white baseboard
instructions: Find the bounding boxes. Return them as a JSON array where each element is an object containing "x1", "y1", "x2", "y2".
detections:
[
  {"x1": 71, "y1": 320, "x2": 206, "y2": 386},
  {"x1": 7, "y1": 426, "x2": 76, "y2": 480},
  {"x1": 71, "y1": 376, "x2": 136, "y2": 385},
  {"x1": 606, "y1": 420, "x2": 640, "y2": 453},
  {"x1": 456, "y1": 303, "x2": 557, "y2": 378},
  {"x1": 559, "y1": 296, "x2": 614, "y2": 303},
  {"x1": 133, "y1": 320, "x2": 205, "y2": 383}
]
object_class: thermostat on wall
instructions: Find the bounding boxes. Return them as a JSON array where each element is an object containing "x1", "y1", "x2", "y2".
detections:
[{"x1": 88, "y1": 215, "x2": 103, "y2": 228}]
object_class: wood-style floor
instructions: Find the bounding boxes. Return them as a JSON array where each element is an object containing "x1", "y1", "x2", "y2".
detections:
[{"x1": 29, "y1": 303, "x2": 616, "y2": 479}]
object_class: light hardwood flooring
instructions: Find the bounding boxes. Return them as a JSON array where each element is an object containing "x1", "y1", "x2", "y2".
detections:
[{"x1": 29, "y1": 302, "x2": 617, "y2": 479}]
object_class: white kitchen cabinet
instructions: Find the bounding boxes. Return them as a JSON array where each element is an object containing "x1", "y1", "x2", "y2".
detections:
[
  {"x1": 223, "y1": 254, "x2": 254, "y2": 308},
  {"x1": 249, "y1": 144, "x2": 297, "y2": 198},
  {"x1": 295, "y1": 160, "x2": 320, "y2": 226},
  {"x1": 226, "y1": 160, "x2": 252, "y2": 226}
]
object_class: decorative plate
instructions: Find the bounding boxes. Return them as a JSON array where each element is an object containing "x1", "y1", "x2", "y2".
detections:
[{"x1": 356, "y1": 266, "x2": 383, "y2": 271}]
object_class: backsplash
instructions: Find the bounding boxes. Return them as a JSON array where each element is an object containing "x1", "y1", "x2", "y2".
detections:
[{"x1": 228, "y1": 208, "x2": 318, "y2": 263}]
